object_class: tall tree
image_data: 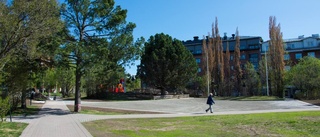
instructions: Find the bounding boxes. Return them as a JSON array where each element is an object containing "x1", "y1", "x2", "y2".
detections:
[
  {"x1": 233, "y1": 28, "x2": 242, "y2": 95},
  {"x1": 224, "y1": 41, "x2": 232, "y2": 96},
  {"x1": 210, "y1": 18, "x2": 224, "y2": 95},
  {"x1": 268, "y1": 16, "x2": 285, "y2": 98},
  {"x1": 60, "y1": 0, "x2": 139, "y2": 112},
  {"x1": 0, "y1": 0, "x2": 62, "y2": 109},
  {"x1": 0, "y1": 0, "x2": 62, "y2": 69},
  {"x1": 137, "y1": 33, "x2": 198, "y2": 95},
  {"x1": 202, "y1": 36, "x2": 213, "y2": 96}
]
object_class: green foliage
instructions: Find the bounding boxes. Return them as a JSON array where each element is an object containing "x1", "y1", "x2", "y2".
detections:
[
  {"x1": 0, "y1": 0, "x2": 63, "y2": 110},
  {"x1": 284, "y1": 57, "x2": 320, "y2": 99},
  {"x1": 0, "y1": 96, "x2": 10, "y2": 121},
  {"x1": 0, "y1": 0, "x2": 62, "y2": 68},
  {"x1": 243, "y1": 62, "x2": 261, "y2": 96},
  {"x1": 137, "y1": 33, "x2": 198, "y2": 94},
  {"x1": 125, "y1": 75, "x2": 141, "y2": 92},
  {"x1": 60, "y1": 0, "x2": 141, "y2": 106}
]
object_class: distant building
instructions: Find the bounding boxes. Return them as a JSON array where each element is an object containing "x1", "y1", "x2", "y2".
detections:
[
  {"x1": 182, "y1": 33, "x2": 263, "y2": 75},
  {"x1": 262, "y1": 34, "x2": 320, "y2": 70}
]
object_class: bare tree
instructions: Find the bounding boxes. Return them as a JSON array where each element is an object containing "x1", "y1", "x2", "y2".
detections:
[
  {"x1": 224, "y1": 41, "x2": 232, "y2": 96},
  {"x1": 268, "y1": 16, "x2": 285, "y2": 98},
  {"x1": 233, "y1": 28, "x2": 242, "y2": 96}
]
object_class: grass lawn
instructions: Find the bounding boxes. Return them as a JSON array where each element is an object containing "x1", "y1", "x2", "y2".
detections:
[
  {"x1": 9, "y1": 99, "x2": 44, "y2": 116},
  {"x1": 83, "y1": 111, "x2": 320, "y2": 137},
  {"x1": 0, "y1": 122, "x2": 27, "y2": 137},
  {"x1": 66, "y1": 105, "x2": 165, "y2": 115}
]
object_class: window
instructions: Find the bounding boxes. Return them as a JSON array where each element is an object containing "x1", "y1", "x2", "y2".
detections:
[
  {"x1": 295, "y1": 53, "x2": 302, "y2": 59},
  {"x1": 249, "y1": 44, "x2": 259, "y2": 49},
  {"x1": 240, "y1": 45, "x2": 246, "y2": 50},
  {"x1": 196, "y1": 58, "x2": 201, "y2": 63},
  {"x1": 308, "y1": 41, "x2": 314, "y2": 47},
  {"x1": 189, "y1": 50, "x2": 194, "y2": 54},
  {"x1": 198, "y1": 68, "x2": 201, "y2": 73},
  {"x1": 284, "y1": 54, "x2": 290, "y2": 60},
  {"x1": 308, "y1": 52, "x2": 315, "y2": 57},
  {"x1": 230, "y1": 55, "x2": 234, "y2": 61},
  {"x1": 195, "y1": 50, "x2": 202, "y2": 54},
  {"x1": 240, "y1": 54, "x2": 246, "y2": 60},
  {"x1": 231, "y1": 66, "x2": 234, "y2": 70},
  {"x1": 249, "y1": 53, "x2": 258, "y2": 62}
]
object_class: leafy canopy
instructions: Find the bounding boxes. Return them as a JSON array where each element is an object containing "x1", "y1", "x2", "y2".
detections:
[{"x1": 138, "y1": 33, "x2": 198, "y2": 93}]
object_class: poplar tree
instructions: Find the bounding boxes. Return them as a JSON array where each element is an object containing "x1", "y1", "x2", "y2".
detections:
[
  {"x1": 202, "y1": 36, "x2": 213, "y2": 96},
  {"x1": 224, "y1": 41, "x2": 232, "y2": 96},
  {"x1": 268, "y1": 16, "x2": 285, "y2": 98},
  {"x1": 234, "y1": 28, "x2": 242, "y2": 95}
]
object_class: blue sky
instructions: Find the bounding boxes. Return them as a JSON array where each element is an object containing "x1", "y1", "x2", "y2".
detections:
[{"x1": 59, "y1": 0, "x2": 320, "y2": 75}]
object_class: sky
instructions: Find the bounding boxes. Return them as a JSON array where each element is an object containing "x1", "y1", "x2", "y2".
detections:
[{"x1": 59, "y1": 0, "x2": 320, "y2": 75}]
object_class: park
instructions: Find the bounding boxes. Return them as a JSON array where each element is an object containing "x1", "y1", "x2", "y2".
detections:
[{"x1": 1, "y1": 0, "x2": 320, "y2": 137}]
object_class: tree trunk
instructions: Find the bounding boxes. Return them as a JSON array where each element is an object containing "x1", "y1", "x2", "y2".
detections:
[
  {"x1": 74, "y1": 66, "x2": 81, "y2": 112},
  {"x1": 21, "y1": 90, "x2": 27, "y2": 109}
]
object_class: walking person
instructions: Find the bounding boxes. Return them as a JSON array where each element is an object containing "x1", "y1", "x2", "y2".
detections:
[{"x1": 205, "y1": 93, "x2": 215, "y2": 113}]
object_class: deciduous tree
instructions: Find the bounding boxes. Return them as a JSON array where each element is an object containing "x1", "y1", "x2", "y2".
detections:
[
  {"x1": 0, "y1": 0, "x2": 62, "y2": 69},
  {"x1": 234, "y1": 28, "x2": 242, "y2": 95},
  {"x1": 268, "y1": 16, "x2": 285, "y2": 98},
  {"x1": 284, "y1": 57, "x2": 320, "y2": 99}
]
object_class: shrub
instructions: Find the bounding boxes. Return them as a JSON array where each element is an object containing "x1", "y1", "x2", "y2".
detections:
[{"x1": 0, "y1": 96, "x2": 10, "y2": 121}]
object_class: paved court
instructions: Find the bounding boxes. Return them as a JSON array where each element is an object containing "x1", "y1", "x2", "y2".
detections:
[{"x1": 64, "y1": 98, "x2": 320, "y2": 114}]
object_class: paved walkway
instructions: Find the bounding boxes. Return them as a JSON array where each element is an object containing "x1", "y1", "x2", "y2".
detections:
[
  {"x1": 18, "y1": 100, "x2": 92, "y2": 137},
  {"x1": 10, "y1": 98, "x2": 320, "y2": 137}
]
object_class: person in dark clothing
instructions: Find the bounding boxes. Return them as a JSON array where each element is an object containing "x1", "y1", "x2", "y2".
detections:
[{"x1": 205, "y1": 93, "x2": 215, "y2": 113}]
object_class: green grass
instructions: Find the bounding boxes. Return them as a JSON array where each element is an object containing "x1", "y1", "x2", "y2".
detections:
[
  {"x1": 216, "y1": 96, "x2": 284, "y2": 101},
  {"x1": 42, "y1": 92, "x2": 62, "y2": 97},
  {"x1": 79, "y1": 109, "x2": 124, "y2": 115},
  {"x1": 83, "y1": 111, "x2": 320, "y2": 137},
  {"x1": 10, "y1": 105, "x2": 42, "y2": 116},
  {"x1": 0, "y1": 122, "x2": 27, "y2": 137}
]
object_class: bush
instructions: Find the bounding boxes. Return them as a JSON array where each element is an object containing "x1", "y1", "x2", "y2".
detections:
[{"x1": 0, "y1": 96, "x2": 10, "y2": 121}]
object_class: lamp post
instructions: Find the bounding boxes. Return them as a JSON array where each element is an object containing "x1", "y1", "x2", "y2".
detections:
[
  {"x1": 265, "y1": 46, "x2": 269, "y2": 96},
  {"x1": 206, "y1": 50, "x2": 210, "y2": 96}
]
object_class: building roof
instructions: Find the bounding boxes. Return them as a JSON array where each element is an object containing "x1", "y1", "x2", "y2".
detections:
[{"x1": 182, "y1": 36, "x2": 262, "y2": 45}]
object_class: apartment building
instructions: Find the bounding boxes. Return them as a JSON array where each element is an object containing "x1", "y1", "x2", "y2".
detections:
[
  {"x1": 262, "y1": 34, "x2": 320, "y2": 70},
  {"x1": 182, "y1": 34, "x2": 263, "y2": 75}
]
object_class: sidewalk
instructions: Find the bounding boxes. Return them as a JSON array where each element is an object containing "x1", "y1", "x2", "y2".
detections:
[{"x1": 19, "y1": 100, "x2": 92, "y2": 137}]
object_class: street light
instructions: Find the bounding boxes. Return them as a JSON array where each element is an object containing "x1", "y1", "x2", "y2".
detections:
[
  {"x1": 206, "y1": 49, "x2": 210, "y2": 96},
  {"x1": 265, "y1": 46, "x2": 269, "y2": 96}
]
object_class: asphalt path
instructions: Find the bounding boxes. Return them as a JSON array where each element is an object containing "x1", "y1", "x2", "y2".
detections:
[{"x1": 64, "y1": 98, "x2": 320, "y2": 114}]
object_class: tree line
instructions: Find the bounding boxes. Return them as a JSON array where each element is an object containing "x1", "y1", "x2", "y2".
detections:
[
  {"x1": 0, "y1": 0, "x2": 142, "y2": 112},
  {"x1": 201, "y1": 17, "x2": 285, "y2": 97}
]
